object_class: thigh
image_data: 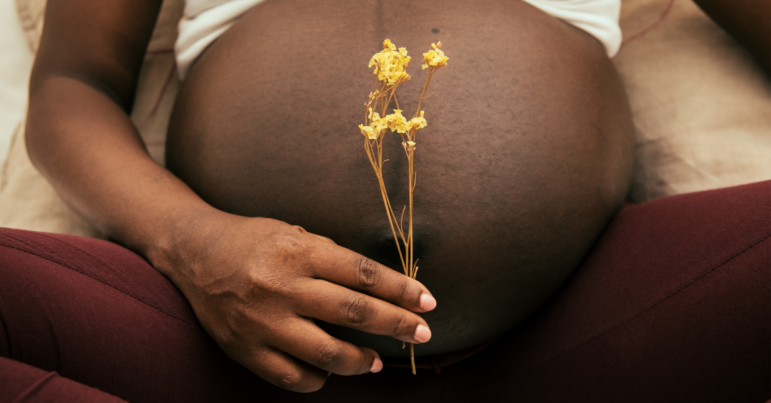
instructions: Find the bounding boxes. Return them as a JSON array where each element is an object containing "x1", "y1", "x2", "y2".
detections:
[
  {"x1": 0, "y1": 229, "x2": 489, "y2": 402},
  {"x1": 4, "y1": 177, "x2": 763, "y2": 402},
  {"x1": 0, "y1": 357, "x2": 126, "y2": 402},
  {"x1": 0, "y1": 229, "x2": 274, "y2": 402},
  {"x1": 440, "y1": 180, "x2": 771, "y2": 402}
]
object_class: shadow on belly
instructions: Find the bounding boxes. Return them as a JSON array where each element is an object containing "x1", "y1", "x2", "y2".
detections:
[{"x1": 166, "y1": 0, "x2": 634, "y2": 356}]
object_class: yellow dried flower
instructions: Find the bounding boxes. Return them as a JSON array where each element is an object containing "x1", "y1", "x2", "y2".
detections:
[
  {"x1": 406, "y1": 110, "x2": 428, "y2": 132},
  {"x1": 365, "y1": 91, "x2": 379, "y2": 105},
  {"x1": 358, "y1": 40, "x2": 447, "y2": 376},
  {"x1": 358, "y1": 124, "x2": 378, "y2": 140},
  {"x1": 369, "y1": 39, "x2": 412, "y2": 86},
  {"x1": 385, "y1": 110, "x2": 408, "y2": 134},
  {"x1": 383, "y1": 39, "x2": 396, "y2": 51},
  {"x1": 369, "y1": 112, "x2": 388, "y2": 134},
  {"x1": 422, "y1": 42, "x2": 449, "y2": 70}
]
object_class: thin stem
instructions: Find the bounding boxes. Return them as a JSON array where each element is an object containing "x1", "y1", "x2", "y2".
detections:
[
  {"x1": 410, "y1": 343, "x2": 416, "y2": 375},
  {"x1": 408, "y1": 148, "x2": 414, "y2": 278},
  {"x1": 365, "y1": 60, "x2": 440, "y2": 374},
  {"x1": 400, "y1": 206, "x2": 406, "y2": 236},
  {"x1": 364, "y1": 142, "x2": 379, "y2": 174},
  {"x1": 378, "y1": 178, "x2": 408, "y2": 275},
  {"x1": 384, "y1": 81, "x2": 401, "y2": 112},
  {"x1": 365, "y1": 140, "x2": 408, "y2": 274},
  {"x1": 414, "y1": 69, "x2": 434, "y2": 118},
  {"x1": 380, "y1": 82, "x2": 390, "y2": 116},
  {"x1": 378, "y1": 134, "x2": 383, "y2": 168},
  {"x1": 388, "y1": 198, "x2": 407, "y2": 246}
]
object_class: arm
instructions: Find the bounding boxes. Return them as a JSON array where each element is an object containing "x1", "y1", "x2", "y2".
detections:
[
  {"x1": 28, "y1": 0, "x2": 207, "y2": 272},
  {"x1": 693, "y1": 0, "x2": 770, "y2": 75},
  {"x1": 27, "y1": 0, "x2": 435, "y2": 392}
]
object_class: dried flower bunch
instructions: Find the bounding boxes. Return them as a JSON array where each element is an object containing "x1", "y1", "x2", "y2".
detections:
[{"x1": 357, "y1": 39, "x2": 448, "y2": 374}]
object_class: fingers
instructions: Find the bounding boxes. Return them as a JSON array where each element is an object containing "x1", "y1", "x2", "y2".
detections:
[
  {"x1": 307, "y1": 242, "x2": 437, "y2": 313},
  {"x1": 240, "y1": 346, "x2": 329, "y2": 393},
  {"x1": 295, "y1": 280, "x2": 431, "y2": 344},
  {"x1": 267, "y1": 317, "x2": 383, "y2": 376}
]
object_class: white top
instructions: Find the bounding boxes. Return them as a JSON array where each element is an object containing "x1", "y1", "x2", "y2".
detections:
[
  {"x1": 522, "y1": 0, "x2": 621, "y2": 56},
  {"x1": 176, "y1": 0, "x2": 266, "y2": 78},
  {"x1": 176, "y1": 0, "x2": 621, "y2": 79}
]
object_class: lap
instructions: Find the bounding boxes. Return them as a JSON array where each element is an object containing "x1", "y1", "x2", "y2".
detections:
[
  {"x1": 1, "y1": 180, "x2": 768, "y2": 402},
  {"x1": 0, "y1": 357, "x2": 125, "y2": 403},
  {"x1": 442, "y1": 180, "x2": 771, "y2": 402},
  {"x1": 0, "y1": 230, "x2": 262, "y2": 402}
]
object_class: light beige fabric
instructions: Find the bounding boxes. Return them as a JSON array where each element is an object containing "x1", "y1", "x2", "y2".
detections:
[
  {"x1": 615, "y1": 0, "x2": 771, "y2": 201},
  {"x1": 14, "y1": 0, "x2": 45, "y2": 54},
  {"x1": 0, "y1": 0, "x2": 183, "y2": 236},
  {"x1": 1, "y1": 0, "x2": 770, "y2": 237},
  {"x1": 129, "y1": 0, "x2": 184, "y2": 166},
  {"x1": 0, "y1": 120, "x2": 98, "y2": 237}
]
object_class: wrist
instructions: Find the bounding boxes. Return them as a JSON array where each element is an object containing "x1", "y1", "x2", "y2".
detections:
[{"x1": 142, "y1": 203, "x2": 232, "y2": 286}]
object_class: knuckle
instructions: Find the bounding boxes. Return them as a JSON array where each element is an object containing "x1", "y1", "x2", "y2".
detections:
[
  {"x1": 275, "y1": 370, "x2": 305, "y2": 391},
  {"x1": 270, "y1": 231, "x2": 308, "y2": 263},
  {"x1": 247, "y1": 270, "x2": 288, "y2": 298},
  {"x1": 393, "y1": 312, "x2": 412, "y2": 337},
  {"x1": 356, "y1": 258, "x2": 381, "y2": 288},
  {"x1": 314, "y1": 341, "x2": 343, "y2": 369},
  {"x1": 396, "y1": 277, "x2": 411, "y2": 302},
  {"x1": 341, "y1": 295, "x2": 370, "y2": 327}
]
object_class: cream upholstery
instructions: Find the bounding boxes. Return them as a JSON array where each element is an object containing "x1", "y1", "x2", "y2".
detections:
[
  {"x1": 0, "y1": 0, "x2": 183, "y2": 236},
  {"x1": 615, "y1": 0, "x2": 771, "y2": 202},
  {"x1": 1, "y1": 0, "x2": 769, "y2": 236}
]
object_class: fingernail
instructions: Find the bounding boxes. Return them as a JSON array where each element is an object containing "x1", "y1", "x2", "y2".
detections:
[
  {"x1": 369, "y1": 357, "x2": 383, "y2": 373},
  {"x1": 419, "y1": 294, "x2": 437, "y2": 311},
  {"x1": 414, "y1": 324, "x2": 432, "y2": 343}
]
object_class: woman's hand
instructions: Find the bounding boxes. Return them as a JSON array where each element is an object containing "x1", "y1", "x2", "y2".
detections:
[
  {"x1": 162, "y1": 213, "x2": 436, "y2": 392},
  {"x1": 26, "y1": 0, "x2": 434, "y2": 392}
]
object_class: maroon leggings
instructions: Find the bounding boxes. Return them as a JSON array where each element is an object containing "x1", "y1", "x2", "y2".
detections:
[{"x1": 1, "y1": 181, "x2": 769, "y2": 403}]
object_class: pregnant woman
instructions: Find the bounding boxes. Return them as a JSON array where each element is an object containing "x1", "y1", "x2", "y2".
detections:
[
  {"x1": 166, "y1": 0, "x2": 633, "y2": 357},
  {"x1": 1, "y1": 0, "x2": 767, "y2": 401}
]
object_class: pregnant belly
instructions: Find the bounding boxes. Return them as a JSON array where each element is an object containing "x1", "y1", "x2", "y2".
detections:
[{"x1": 166, "y1": 0, "x2": 634, "y2": 356}]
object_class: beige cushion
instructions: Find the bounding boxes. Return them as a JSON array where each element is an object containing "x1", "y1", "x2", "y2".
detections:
[
  {"x1": 615, "y1": 0, "x2": 771, "y2": 201},
  {"x1": 1, "y1": 0, "x2": 770, "y2": 237},
  {"x1": 0, "y1": 0, "x2": 183, "y2": 236},
  {"x1": 0, "y1": 120, "x2": 99, "y2": 237},
  {"x1": 14, "y1": 0, "x2": 44, "y2": 54}
]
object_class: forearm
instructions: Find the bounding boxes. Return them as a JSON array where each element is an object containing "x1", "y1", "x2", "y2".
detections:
[
  {"x1": 693, "y1": 0, "x2": 770, "y2": 75},
  {"x1": 26, "y1": 75, "x2": 221, "y2": 279}
]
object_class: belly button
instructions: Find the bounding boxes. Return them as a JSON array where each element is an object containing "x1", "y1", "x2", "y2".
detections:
[{"x1": 370, "y1": 228, "x2": 424, "y2": 271}]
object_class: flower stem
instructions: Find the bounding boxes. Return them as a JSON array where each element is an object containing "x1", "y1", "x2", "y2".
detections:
[
  {"x1": 410, "y1": 343, "x2": 416, "y2": 375},
  {"x1": 414, "y1": 69, "x2": 434, "y2": 119}
]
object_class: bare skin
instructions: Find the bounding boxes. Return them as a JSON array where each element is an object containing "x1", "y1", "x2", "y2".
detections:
[
  {"x1": 26, "y1": 0, "x2": 435, "y2": 393},
  {"x1": 24, "y1": 0, "x2": 768, "y2": 394},
  {"x1": 167, "y1": 0, "x2": 635, "y2": 356}
]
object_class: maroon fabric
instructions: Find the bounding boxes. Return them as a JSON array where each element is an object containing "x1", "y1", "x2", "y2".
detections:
[
  {"x1": 0, "y1": 180, "x2": 769, "y2": 402},
  {"x1": 0, "y1": 357, "x2": 125, "y2": 402}
]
